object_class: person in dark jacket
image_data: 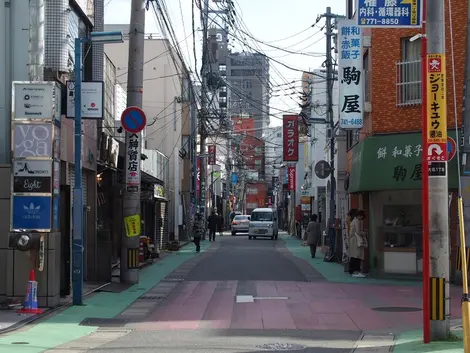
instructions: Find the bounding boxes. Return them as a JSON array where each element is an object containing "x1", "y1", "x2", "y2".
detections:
[
  {"x1": 218, "y1": 214, "x2": 224, "y2": 236},
  {"x1": 303, "y1": 214, "x2": 322, "y2": 258},
  {"x1": 207, "y1": 211, "x2": 218, "y2": 241},
  {"x1": 192, "y1": 213, "x2": 203, "y2": 252}
]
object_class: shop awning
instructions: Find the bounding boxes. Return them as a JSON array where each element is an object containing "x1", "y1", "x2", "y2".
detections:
[
  {"x1": 141, "y1": 170, "x2": 164, "y2": 185},
  {"x1": 348, "y1": 131, "x2": 460, "y2": 193}
]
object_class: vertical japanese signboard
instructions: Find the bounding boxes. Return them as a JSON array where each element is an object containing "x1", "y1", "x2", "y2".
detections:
[
  {"x1": 338, "y1": 20, "x2": 363, "y2": 130},
  {"x1": 283, "y1": 115, "x2": 299, "y2": 161},
  {"x1": 208, "y1": 145, "x2": 216, "y2": 165},
  {"x1": 288, "y1": 166, "x2": 296, "y2": 191},
  {"x1": 125, "y1": 133, "x2": 141, "y2": 192},
  {"x1": 426, "y1": 54, "x2": 447, "y2": 177},
  {"x1": 357, "y1": 0, "x2": 422, "y2": 28},
  {"x1": 196, "y1": 158, "x2": 201, "y2": 201}
]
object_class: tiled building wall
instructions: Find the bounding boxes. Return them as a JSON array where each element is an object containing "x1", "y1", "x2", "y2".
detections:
[{"x1": 44, "y1": 0, "x2": 70, "y2": 73}]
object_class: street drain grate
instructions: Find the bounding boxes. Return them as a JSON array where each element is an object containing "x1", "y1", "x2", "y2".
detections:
[
  {"x1": 11, "y1": 342, "x2": 29, "y2": 345},
  {"x1": 139, "y1": 295, "x2": 166, "y2": 300},
  {"x1": 80, "y1": 318, "x2": 128, "y2": 327},
  {"x1": 255, "y1": 343, "x2": 306, "y2": 351},
  {"x1": 372, "y1": 307, "x2": 422, "y2": 312}
]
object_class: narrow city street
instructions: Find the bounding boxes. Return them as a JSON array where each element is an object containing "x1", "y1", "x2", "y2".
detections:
[
  {"x1": 69, "y1": 233, "x2": 363, "y2": 353},
  {"x1": 0, "y1": 233, "x2": 465, "y2": 353}
]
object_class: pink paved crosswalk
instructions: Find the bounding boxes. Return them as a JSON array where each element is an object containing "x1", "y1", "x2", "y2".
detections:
[{"x1": 131, "y1": 281, "x2": 463, "y2": 331}]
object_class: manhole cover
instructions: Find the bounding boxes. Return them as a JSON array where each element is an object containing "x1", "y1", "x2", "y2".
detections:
[
  {"x1": 372, "y1": 307, "x2": 422, "y2": 312},
  {"x1": 80, "y1": 318, "x2": 128, "y2": 327},
  {"x1": 140, "y1": 295, "x2": 166, "y2": 300},
  {"x1": 255, "y1": 343, "x2": 306, "y2": 351}
]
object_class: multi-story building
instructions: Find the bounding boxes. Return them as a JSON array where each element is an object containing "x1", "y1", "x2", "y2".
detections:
[
  {"x1": 346, "y1": 2, "x2": 467, "y2": 277},
  {"x1": 104, "y1": 25, "x2": 195, "y2": 244},
  {"x1": 263, "y1": 125, "x2": 283, "y2": 181},
  {"x1": 301, "y1": 69, "x2": 340, "y2": 236},
  {"x1": 207, "y1": 27, "x2": 270, "y2": 135}
]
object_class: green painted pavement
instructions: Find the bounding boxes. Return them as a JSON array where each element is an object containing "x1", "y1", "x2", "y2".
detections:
[
  {"x1": 280, "y1": 234, "x2": 419, "y2": 286},
  {"x1": 0, "y1": 241, "x2": 210, "y2": 353},
  {"x1": 393, "y1": 330, "x2": 464, "y2": 352}
]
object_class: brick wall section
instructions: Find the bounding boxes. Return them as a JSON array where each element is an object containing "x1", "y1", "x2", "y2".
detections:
[
  {"x1": 370, "y1": 0, "x2": 467, "y2": 133},
  {"x1": 347, "y1": 1, "x2": 468, "y2": 171}
]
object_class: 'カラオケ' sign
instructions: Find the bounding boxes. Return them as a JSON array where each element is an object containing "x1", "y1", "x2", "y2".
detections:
[{"x1": 283, "y1": 115, "x2": 299, "y2": 162}]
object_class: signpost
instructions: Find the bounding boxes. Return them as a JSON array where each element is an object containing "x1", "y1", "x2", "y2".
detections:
[
  {"x1": 357, "y1": 0, "x2": 422, "y2": 28},
  {"x1": 447, "y1": 136, "x2": 457, "y2": 161},
  {"x1": 121, "y1": 107, "x2": 146, "y2": 193},
  {"x1": 66, "y1": 81, "x2": 104, "y2": 119},
  {"x1": 315, "y1": 160, "x2": 333, "y2": 179},
  {"x1": 427, "y1": 143, "x2": 447, "y2": 161},
  {"x1": 120, "y1": 106, "x2": 147, "y2": 134}
]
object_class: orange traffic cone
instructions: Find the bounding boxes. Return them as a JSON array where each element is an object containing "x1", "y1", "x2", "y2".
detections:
[{"x1": 18, "y1": 270, "x2": 43, "y2": 314}]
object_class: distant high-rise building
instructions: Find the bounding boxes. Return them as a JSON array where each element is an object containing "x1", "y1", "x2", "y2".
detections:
[{"x1": 208, "y1": 27, "x2": 270, "y2": 138}]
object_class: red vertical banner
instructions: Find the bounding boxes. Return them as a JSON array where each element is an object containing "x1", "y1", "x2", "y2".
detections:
[
  {"x1": 288, "y1": 166, "x2": 296, "y2": 190},
  {"x1": 196, "y1": 158, "x2": 201, "y2": 200},
  {"x1": 283, "y1": 115, "x2": 299, "y2": 161},
  {"x1": 208, "y1": 145, "x2": 216, "y2": 165}
]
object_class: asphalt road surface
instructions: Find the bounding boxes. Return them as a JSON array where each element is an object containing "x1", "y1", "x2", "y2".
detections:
[{"x1": 60, "y1": 232, "x2": 366, "y2": 353}]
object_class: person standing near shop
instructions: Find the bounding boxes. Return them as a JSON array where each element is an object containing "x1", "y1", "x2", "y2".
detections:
[
  {"x1": 348, "y1": 210, "x2": 368, "y2": 278},
  {"x1": 303, "y1": 214, "x2": 322, "y2": 258},
  {"x1": 207, "y1": 210, "x2": 218, "y2": 241},
  {"x1": 218, "y1": 213, "x2": 224, "y2": 236}
]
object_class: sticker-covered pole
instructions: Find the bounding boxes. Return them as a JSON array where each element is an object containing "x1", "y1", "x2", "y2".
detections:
[
  {"x1": 121, "y1": 0, "x2": 145, "y2": 284},
  {"x1": 72, "y1": 37, "x2": 84, "y2": 305},
  {"x1": 426, "y1": 0, "x2": 450, "y2": 339}
]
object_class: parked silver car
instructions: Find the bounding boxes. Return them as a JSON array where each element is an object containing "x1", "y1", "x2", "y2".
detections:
[{"x1": 231, "y1": 215, "x2": 250, "y2": 235}]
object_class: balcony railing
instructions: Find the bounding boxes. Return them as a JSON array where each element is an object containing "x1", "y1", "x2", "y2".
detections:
[{"x1": 396, "y1": 59, "x2": 422, "y2": 107}]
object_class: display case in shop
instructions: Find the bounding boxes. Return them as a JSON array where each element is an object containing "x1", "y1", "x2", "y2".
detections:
[{"x1": 377, "y1": 204, "x2": 422, "y2": 275}]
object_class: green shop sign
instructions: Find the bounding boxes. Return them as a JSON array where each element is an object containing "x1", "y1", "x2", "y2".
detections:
[{"x1": 348, "y1": 132, "x2": 459, "y2": 192}]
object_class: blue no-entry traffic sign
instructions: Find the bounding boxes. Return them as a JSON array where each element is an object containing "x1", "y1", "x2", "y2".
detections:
[
  {"x1": 121, "y1": 106, "x2": 147, "y2": 133},
  {"x1": 357, "y1": 0, "x2": 422, "y2": 28}
]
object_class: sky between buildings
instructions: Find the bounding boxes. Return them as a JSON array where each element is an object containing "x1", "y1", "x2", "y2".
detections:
[{"x1": 105, "y1": 0, "x2": 346, "y2": 127}]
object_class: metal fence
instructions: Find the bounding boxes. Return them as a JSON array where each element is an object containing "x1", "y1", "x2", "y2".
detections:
[{"x1": 396, "y1": 59, "x2": 422, "y2": 106}]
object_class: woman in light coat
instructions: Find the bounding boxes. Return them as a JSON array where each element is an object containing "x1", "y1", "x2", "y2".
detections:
[
  {"x1": 348, "y1": 210, "x2": 367, "y2": 277},
  {"x1": 303, "y1": 214, "x2": 322, "y2": 258}
]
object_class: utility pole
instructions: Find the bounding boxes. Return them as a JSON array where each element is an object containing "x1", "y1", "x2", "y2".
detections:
[
  {"x1": 426, "y1": 0, "x2": 450, "y2": 339},
  {"x1": 121, "y1": 0, "x2": 145, "y2": 284},
  {"x1": 226, "y1": 134, "x2": 232, "y2": 228},
  {"x1": 198, "y1": 0, "x2": 210, "y2": 220},
  {"x1": 325, "y1": 7, "x2": 337, "y2": 258}
]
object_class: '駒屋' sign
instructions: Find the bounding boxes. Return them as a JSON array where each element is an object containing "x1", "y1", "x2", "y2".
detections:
[
  {"x1": 338, "y1": 19, "x2": 363, "y2": 130},
  {"x1": 283, "y1": 115, "x2": 299, "y2": 162}
]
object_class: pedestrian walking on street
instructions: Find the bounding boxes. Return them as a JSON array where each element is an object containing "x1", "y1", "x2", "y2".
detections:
[
  {"x1": 207, "y1": 210, "x2": 218, "y2": 241},
  {"x1": 303, "y1": 214, "x2": 322, "y2": 258},
  {"x1": 348, "y1": 210, "x2": 368, "y2": 278},
  {"x1": 218, "y1": 214, "x2": 224, "y2": 236},
  {"x1": 192, "y1": 213, "x2": 203, "y2": 252}
]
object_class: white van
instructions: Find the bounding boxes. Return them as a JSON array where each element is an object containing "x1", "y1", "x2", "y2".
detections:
[{"x1": 248, "y1": 208, "x2": 278, "y2": 240}]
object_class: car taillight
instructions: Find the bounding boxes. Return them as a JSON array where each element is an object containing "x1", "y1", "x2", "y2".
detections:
[{"x1": 232, "y1": 221, "x2": 238, "y2": 225}]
